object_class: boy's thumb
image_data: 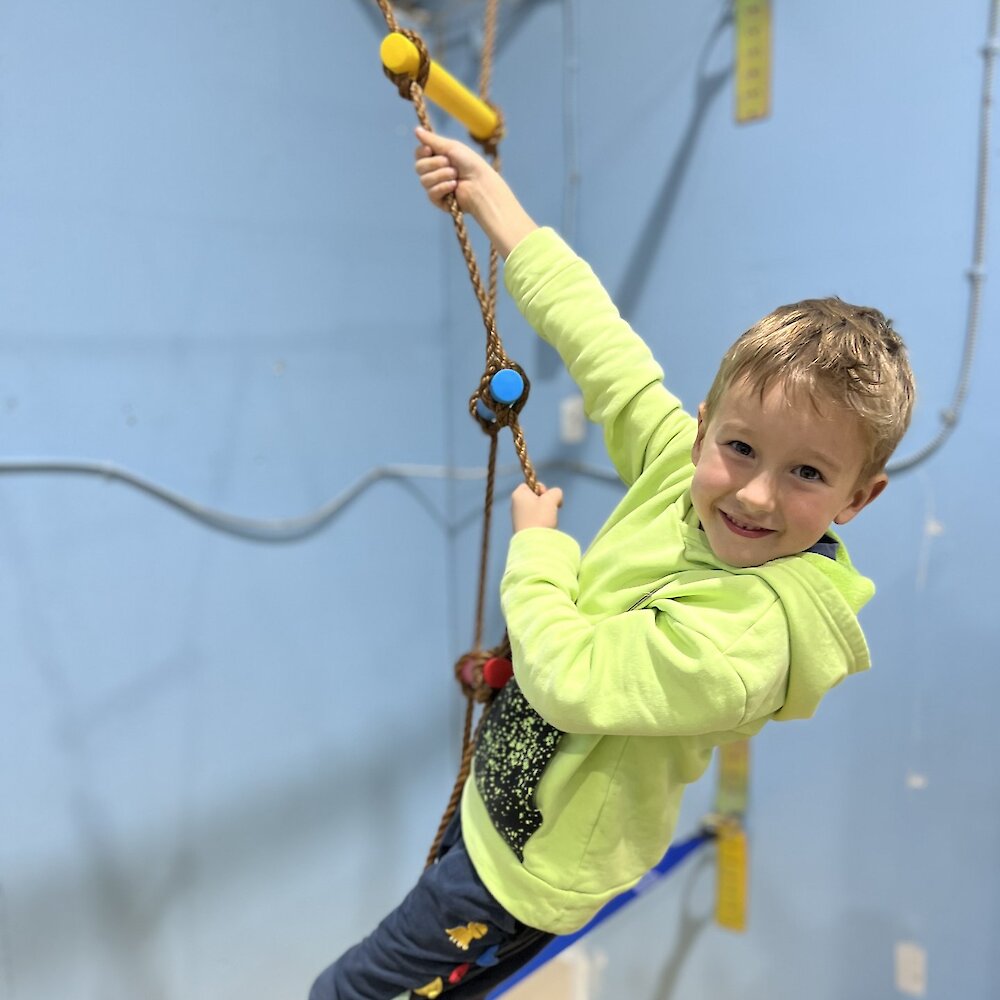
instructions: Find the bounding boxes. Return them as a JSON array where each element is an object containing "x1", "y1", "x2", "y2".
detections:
[{"x1": 415, "y1": 125, "x2": 444, "y2": 149}]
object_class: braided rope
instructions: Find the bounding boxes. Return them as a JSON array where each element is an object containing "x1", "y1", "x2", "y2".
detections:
[
  {"x1": 373, "y1": 0, "x2": 399, "y2": 32},
  {"x1": 473, "y1": 434, "x2": 500, "y2": 650},
  {"x1": 374, "y1": 0, "x2": 539, "y2": 867}
]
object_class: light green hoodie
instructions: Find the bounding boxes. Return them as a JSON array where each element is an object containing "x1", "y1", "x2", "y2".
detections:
[{"x1": 460, "y1": 228, "x2": 875, "y2": 934}]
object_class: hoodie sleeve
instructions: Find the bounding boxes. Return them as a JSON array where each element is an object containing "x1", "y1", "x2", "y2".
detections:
[
  {"x1": 504, "y1": 228, "x2": 696, "y2": 485},
  {"x1": 501, "y1": 529, "x2": 792, "y2": 736}
]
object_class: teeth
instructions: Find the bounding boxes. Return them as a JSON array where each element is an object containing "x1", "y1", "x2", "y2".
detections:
[{"x1": 727, "y1": 513, "x2": 764, "y2": 531}]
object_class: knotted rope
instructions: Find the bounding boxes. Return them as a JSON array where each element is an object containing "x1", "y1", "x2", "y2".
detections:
[{"x1": 375, "y1": 0, "x2": 539, "y2": 867}]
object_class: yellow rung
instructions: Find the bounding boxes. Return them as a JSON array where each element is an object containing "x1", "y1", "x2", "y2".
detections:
[
  {"x1": 715, "y1": 820, "x2": 749, "y2": 932},
  {"x1": 381, "y1": 33, "x2": 500, "y2": 142}
]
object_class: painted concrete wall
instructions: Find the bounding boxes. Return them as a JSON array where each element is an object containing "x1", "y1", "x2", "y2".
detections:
[{"x1": 1, "y1": 2, "x2": 997, "y2": 999}]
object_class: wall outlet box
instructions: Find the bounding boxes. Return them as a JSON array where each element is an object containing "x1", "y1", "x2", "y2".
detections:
[
  {"x1": 560, "y1": 394, "x2": 587, "y2": 444},
  {"x1": 895, "y1": 941, "x2": 927, "y2": 996}
]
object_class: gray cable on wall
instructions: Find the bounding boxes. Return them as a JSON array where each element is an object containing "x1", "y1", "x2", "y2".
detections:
[
  {"x1": 887, "y1": 0, "x2": 998, "y2": 474},
  {"x1": 0, "y1": 457, "x2": 618, "y2": 543}
]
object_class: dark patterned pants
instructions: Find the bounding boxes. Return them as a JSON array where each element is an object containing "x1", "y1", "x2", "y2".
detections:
[{"x1": 308, "y1": 813, "x2": 553, "y2": 1000}]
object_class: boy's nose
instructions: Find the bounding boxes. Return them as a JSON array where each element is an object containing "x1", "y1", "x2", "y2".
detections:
[{"x1": 735, "y1": 472, "x2": 777, "y2": 515}]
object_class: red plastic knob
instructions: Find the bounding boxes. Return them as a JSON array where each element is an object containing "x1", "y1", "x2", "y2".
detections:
[{"x1": 483, "y1": 657, "x2": 514, "y2": 689}]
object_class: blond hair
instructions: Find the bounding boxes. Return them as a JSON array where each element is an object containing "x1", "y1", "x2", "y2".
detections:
[{"x1": 703, "y1": 297, "x2": 915, "y2": 479}]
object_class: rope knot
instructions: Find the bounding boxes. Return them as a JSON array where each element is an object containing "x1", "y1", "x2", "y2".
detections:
[
  {"x1": 454, "y1": 648, "x2": 509, "y2": 703},
  {"x1": 474, "y1": 103, "x2": 505, "y2": 157},
  {"x1": 382, "y1": 27, "x2": 431, "y2": 100},
  {"x1": 469, "y1": 362, "x2": 531, "y2": 434}
]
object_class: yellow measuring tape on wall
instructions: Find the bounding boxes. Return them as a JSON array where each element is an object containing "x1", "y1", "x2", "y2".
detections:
[
  {"x1": 735, "y1": 0, "x2": 771, "y2": 123},
  {"x1": 711, "y1": 739, "x2": 751, "y2": 932}
]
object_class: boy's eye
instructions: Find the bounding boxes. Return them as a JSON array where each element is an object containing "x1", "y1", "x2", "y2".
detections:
[
  {"x1": 728, "y1": 440, "x2": 753, "y2": 457},
  {"x1": 794, "y1": 465, "x2": 824, "y2": 482}
]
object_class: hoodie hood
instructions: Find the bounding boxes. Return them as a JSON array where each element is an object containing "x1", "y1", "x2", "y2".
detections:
[
  {"x1": 750, "y1": 538, "x2": 874, "y2": 721},
  {"x1": 680, "y1": 498, "x2": 875, "y2": 723}
]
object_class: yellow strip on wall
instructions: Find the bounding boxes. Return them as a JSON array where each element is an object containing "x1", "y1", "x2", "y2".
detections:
[
  {"x1": 715, "y1": 739, "x2": 750, "y2": 816},
  {"x1": 711, "y1": 739, "x2": 751, "y2": 931},
  {"x1": 715, "y1": 820, "x2": 749, "y2": 932},
  {"x1": 735, "y1": 0, "x2": 772, "y2": 123}
]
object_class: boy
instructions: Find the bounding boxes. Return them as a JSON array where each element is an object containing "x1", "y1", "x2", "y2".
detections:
[{"x1": 309, "y1": 128, "x2": 915, "y2": 1000}]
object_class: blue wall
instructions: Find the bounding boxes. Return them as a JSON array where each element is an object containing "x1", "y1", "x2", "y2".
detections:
[{"x1": 1, "y1": 2, "x2": 997, "y2": 998}]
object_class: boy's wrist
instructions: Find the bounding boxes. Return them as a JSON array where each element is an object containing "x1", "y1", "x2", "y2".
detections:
[
  {"x1": 472, "y1": 183, "x2": 537, "y2": 258},
  {"x1": 493, "y1": 208, "x2": 538, "y2": 259},
  {"x1": 512, "y1": 521, "x2": 554, "y2": 533}
]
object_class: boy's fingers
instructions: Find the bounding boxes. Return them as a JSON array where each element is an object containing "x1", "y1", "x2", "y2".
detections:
[
  {"x1": 415, "y1": 152, "x2": 451, "y2": 172},
  {"x1": 419, "y1": 168, "x2": 454, "y2": 189},
  {"x1": 428, "y1": 181, "x2": 457, "y2": 203},
  {"x1": 418, "y1": 167, "x2": 457, "y2": 189},
  {"x1": 415, "y1": 154, "x2": 448, "y2": 173},
  {"x1": 513, "y1": 482, "x2": 561, "y2": 503},
  {"x1": 415, "y1": 125, "x2": 448, "y2": 152}
]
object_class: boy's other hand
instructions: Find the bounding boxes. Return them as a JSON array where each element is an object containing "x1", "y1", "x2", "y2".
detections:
[{"x1": 511, "y1": 483, "x2": 563, "y2": 532}]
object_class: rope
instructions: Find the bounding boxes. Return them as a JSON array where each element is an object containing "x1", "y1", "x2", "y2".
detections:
[
  {"x1": 473, "y1": 434, "x2": 500, "y2": 651},
  {"x1": 374, "y1": 0, "x2": 539, "y2": 866}
]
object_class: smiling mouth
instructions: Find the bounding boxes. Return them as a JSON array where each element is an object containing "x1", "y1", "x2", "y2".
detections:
[{"x1": 720, "y1": 510, "x2": 775, "y2": 538}]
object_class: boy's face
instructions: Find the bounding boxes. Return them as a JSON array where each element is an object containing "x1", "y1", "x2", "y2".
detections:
[{"x1": 690, "y1": 378, "x2": 888, "y2": 568}]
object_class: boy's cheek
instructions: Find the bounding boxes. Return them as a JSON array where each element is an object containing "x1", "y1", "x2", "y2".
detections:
[{"x1": 690, "y1": 456, "x2": 725, "y2": 496}]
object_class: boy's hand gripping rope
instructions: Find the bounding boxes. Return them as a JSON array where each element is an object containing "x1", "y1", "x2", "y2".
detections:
[{"x1": 374, "y1": 0, "x2": 539, "y2": 867}]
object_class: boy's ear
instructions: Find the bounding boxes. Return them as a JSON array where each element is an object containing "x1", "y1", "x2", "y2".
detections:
[
  {"x1": 833, "y1": 473, "x2": 889, "y2": 525},
  {"x1": 691, "y1": 402, "x2": 708, "y2": 464}
]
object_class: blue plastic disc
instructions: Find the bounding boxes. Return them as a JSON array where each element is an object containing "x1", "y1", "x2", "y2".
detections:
[
  {"x1": 476, "y1": 398, "x2": 496, "y2": 421},
  {"x1": 489, "y1": 368, "x2": 524, "y2": 405}
]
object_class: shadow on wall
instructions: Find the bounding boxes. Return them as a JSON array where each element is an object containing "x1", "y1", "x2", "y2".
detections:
[
  {"x1": 648, "y1": 851, "x2": 716, "y2": 999},
  {"x1": 536, "y1": 849, "x2": 716, "y2": 1000},
  {"x1": 4, "y1": 717, "x2": 446, "y2": 1000},
  {"x1": 614, "y1": 4, "x2": 734, "y2": 322},
  {"x1": 535, "y1": 1, "x2": 734, "y2": 379}
]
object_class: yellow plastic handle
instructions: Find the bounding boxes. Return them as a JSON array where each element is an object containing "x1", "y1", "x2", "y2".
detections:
[{"x1": 380, "y1": 33, "x2": 499, "y2": 142}]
